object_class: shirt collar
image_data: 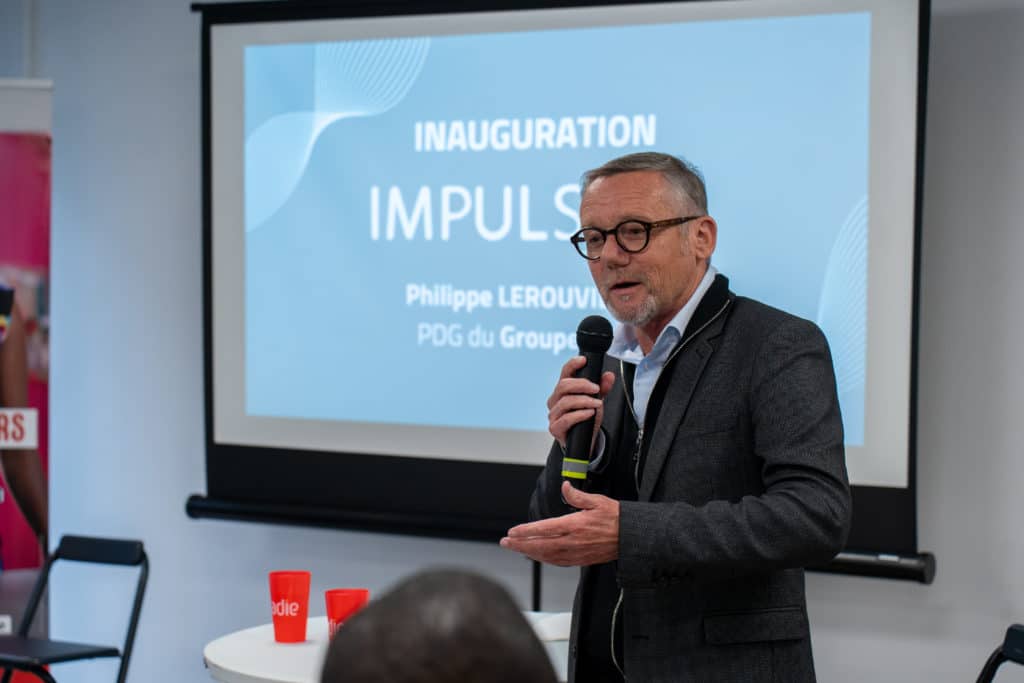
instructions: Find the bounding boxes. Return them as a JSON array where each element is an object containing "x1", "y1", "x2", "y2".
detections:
[{"x1": 607, "y1": 265, "x2": 718, "y2": 362}]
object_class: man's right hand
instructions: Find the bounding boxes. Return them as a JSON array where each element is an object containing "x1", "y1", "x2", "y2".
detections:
[{"x1": 546, "y1": 356, "x2": 616, "y2": 451}]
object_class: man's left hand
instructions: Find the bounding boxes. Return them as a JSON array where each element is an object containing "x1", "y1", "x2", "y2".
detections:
[{"x1": 500, "y1": 481, "x2": 619, "y2": 566}]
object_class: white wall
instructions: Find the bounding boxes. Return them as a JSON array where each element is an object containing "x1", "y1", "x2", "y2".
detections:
[
  {"x1": 2, "y1": 1, "x2": 1023, "y2": 680},
  {"x1": 807, "y1": 7, "x2": 1024, "y2": 680}
]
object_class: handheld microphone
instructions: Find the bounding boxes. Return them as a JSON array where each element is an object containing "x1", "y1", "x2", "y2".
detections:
[{"x1": 562, "y1": 315, "x2": 613, "y2": 488}]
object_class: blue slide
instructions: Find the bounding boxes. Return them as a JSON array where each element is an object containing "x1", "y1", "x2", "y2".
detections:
[{"x1": 242, "y1": 12, "x2": 870, "y2": 444}]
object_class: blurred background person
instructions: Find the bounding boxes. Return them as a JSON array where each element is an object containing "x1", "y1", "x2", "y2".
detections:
[{"x1": 321, "y1": 569, "x2": 558, "y2": 683}]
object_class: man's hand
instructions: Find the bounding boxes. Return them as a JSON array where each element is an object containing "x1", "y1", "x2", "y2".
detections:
[
  {"x1": 501, "y1": 482, "x2": 619, "y2": 566},
  {"x1": 547, "y1": 356, "x2": 616, "y2": 450}
]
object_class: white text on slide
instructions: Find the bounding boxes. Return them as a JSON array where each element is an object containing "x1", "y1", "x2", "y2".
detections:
[
  {"x1": 406, "y1": 283, "x2": 604, "y2": 314},
  {"x1": 370, "y1": 184, "x2": 579, "y2": 242},
  {"x1": 414, "y1": 114, "x2": 657, "y2": 153},
  {"x1": 416, "y1": 323, "x2": 574, "y2": 354}
]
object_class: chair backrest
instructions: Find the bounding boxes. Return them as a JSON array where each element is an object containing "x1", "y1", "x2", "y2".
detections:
[
  {"x1": 53, "y1": 536, "x2": 146, "y2": 567},
  {"x1": 977, "y1": 624, "x2": 1024, "y2": 683},
  {"x1": 15, "y1": 534, "x2": 148, "y2": 683}
]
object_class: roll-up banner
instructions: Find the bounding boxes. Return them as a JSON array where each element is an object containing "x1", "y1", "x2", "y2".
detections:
[{"x1": 0, "y1": 80, "x2": 52, "y2": 646}]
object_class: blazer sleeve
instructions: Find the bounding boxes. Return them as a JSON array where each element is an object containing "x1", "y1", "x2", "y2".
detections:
[
  {"x1": 528, "y1": 440, "x2": 574, "y2": 521},
  {"x1": 616, "y1": 316, "x2": 852, "y2": 586}
]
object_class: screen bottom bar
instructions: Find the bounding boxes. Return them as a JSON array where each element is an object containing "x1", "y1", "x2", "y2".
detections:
[
  {"x1": 810, "y1": 550, "x2": 936, "y2": 583},
  {"x1": 185, "y1": 494, "x2": 520, "y2": 542}
]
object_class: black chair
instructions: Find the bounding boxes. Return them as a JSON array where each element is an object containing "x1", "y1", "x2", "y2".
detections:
[
  {"x1": 0, "y1": 535, "x2": 148, "y2": 683},
  {"x1": 977, "y1": 624, "x2": 1024, "y2": 683}
]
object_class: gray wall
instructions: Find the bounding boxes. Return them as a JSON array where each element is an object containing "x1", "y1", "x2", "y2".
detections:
[
  {"x1": 0, "y1": 2, "x2": 28, "y2": 77},
  {"x1": 2, "y1": 1, "x2": 1023, "y2": 680}
]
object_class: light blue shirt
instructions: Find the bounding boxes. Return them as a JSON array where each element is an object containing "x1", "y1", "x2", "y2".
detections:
[{"x1": 607, "y1": 266, "x2": 718, "y2": 428}]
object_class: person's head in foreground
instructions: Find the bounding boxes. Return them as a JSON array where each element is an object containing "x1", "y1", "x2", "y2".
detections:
[{"x1": 320, "y1": 568, "x2": 559, "y2": 683}]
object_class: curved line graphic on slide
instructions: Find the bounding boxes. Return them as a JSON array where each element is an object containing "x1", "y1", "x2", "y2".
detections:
[
  {"x1": 245, "y1": 38, "x2": 431, "y2": 233},
  {"x1": 816, "y1": 196, "x2": 868, "y2": 402}
]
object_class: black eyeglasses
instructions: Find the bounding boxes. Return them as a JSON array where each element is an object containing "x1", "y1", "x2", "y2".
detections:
[{"x1": 570, "y1": 216, "x2": 703, "y2": 261}]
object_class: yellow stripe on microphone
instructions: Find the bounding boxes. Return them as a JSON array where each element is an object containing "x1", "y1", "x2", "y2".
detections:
[{"x1": 561, "y1": 457, "x2": 589, "y2": 480}]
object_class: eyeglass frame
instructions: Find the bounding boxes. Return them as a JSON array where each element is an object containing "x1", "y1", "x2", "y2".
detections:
[{"x1": 569, "y1": 215, "x2": 705, "y2": 261}]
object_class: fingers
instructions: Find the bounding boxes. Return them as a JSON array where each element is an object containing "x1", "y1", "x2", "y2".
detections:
[
  {"x1": 562, "y1": 480, "x2": 599, "y2": 510},
  {"x1": 547, "y1": 357, "x2": 610, "y2": 445},
  {"x1": 562, "y1": 482, "x2": 619, "y2": 516},
  {"x1": 500, "y1": 534, "x2": 578, "y2": 567},
  {"x1": 548, "y1": 397, "x2": 602, "y2": 444},
  {"x1": 547, "y1": 356, "x2": 598, "y2": 410},
  {"x1": 505, "y1": 515, "x2": 573, "y2": 539},
  {"x1": 501, "y1": 515, "x2": 577, "y2": 566},
  {"x1": 558, "y1": 355, "x2": 587, "y2": 380}
]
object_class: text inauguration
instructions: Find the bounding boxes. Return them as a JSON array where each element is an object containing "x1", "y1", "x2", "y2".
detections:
[{"x1": 414, "y1": 114, "x2": 657, "y2": 152}]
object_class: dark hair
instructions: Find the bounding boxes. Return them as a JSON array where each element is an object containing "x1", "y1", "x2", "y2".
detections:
[
  {"x1": 321, "y1": 569, "x2": 559, "y2": 683},
  {"x1": 581, "y1": 151, "x2": 708, "y2": 213}
]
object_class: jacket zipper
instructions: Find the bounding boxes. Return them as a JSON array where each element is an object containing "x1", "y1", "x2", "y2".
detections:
[
  {"x1": 618, "y1": 296, "x2": 731, "y2": 494},
  {"x1": 607, "y1": 297, "x2": 732, "y2": 680}
]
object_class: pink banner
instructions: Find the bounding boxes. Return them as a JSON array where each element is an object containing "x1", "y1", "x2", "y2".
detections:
[{"x1": 0, "y1": 132, "x2": 51, "y2": 570}]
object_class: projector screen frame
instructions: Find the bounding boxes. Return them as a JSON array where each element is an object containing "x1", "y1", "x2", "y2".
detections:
[{"x1": 188, "y1": 0, "x2": 934, "y2": 582}]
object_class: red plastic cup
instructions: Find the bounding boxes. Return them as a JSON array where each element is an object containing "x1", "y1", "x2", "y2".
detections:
[
  {"x1": 269, "y1": 570, "x2": 311, "y2": 643},
  {"x1": 325, "y1": 588, "x2": 370, "y2": 638}
]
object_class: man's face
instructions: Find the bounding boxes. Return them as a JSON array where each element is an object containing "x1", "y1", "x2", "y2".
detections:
[{"x1": 579, "y1": 170, "x2": 716, "y2": 339}]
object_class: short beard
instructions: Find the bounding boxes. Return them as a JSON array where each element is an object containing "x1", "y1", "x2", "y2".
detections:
[{"x1": 606, "y1": 293, "x2": 659, "y2": 328}]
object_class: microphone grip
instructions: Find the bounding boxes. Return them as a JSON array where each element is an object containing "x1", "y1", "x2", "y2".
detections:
[{"x1": 562, "y1": 350, "x2": 605, "y2": 489}]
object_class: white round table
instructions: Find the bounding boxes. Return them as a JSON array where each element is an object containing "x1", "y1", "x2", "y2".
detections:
[
  {"x1": 204, "y1": 612, "x2": 570, "y2": 683},
  {"x1": 204, "y1": 616, "x2": 330, "y2": 683}
]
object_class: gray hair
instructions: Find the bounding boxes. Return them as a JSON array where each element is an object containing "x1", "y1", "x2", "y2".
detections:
[{"x1": 580, "y1": 152, "x2": 708, "y2": 213}]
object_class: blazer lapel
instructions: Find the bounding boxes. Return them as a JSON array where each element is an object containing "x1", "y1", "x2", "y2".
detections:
[
  {"x1": 638, "y1": 337, "x2": 716, "y2": 501},
  {"x1": 638, "y1": 276, "x2": 732, "y2": 502}
]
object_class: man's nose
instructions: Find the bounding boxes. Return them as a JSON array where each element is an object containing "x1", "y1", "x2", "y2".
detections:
[{"x1": 599, "y1": 236, "x2": 630, "y2": 265}]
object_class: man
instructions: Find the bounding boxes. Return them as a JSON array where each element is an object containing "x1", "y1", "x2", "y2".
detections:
[
  {"x1": 501, "y1": 152, "x2": 851, "y2": 682},
  {"x1": 320, "y1": 569, "x2": 558, "y2": 683}
]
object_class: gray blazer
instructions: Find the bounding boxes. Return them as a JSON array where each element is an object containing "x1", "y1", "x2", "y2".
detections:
[{"x1": 530, "y1": 275, "x2": 851, "y2": 683}]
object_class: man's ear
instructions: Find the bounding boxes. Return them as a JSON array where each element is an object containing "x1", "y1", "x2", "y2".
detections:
[{"x1": 691, "y1": 215, "x2": 717, "y2": 259}]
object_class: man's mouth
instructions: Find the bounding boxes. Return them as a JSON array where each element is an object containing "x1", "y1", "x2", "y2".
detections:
[{"x1": 610, "y1": 281, "x2": 642, "y2": 293}]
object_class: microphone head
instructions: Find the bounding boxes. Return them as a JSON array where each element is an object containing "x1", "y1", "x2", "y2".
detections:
[{"x1": 576, "y1": 315, "x2": 613, "y2": 354}]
